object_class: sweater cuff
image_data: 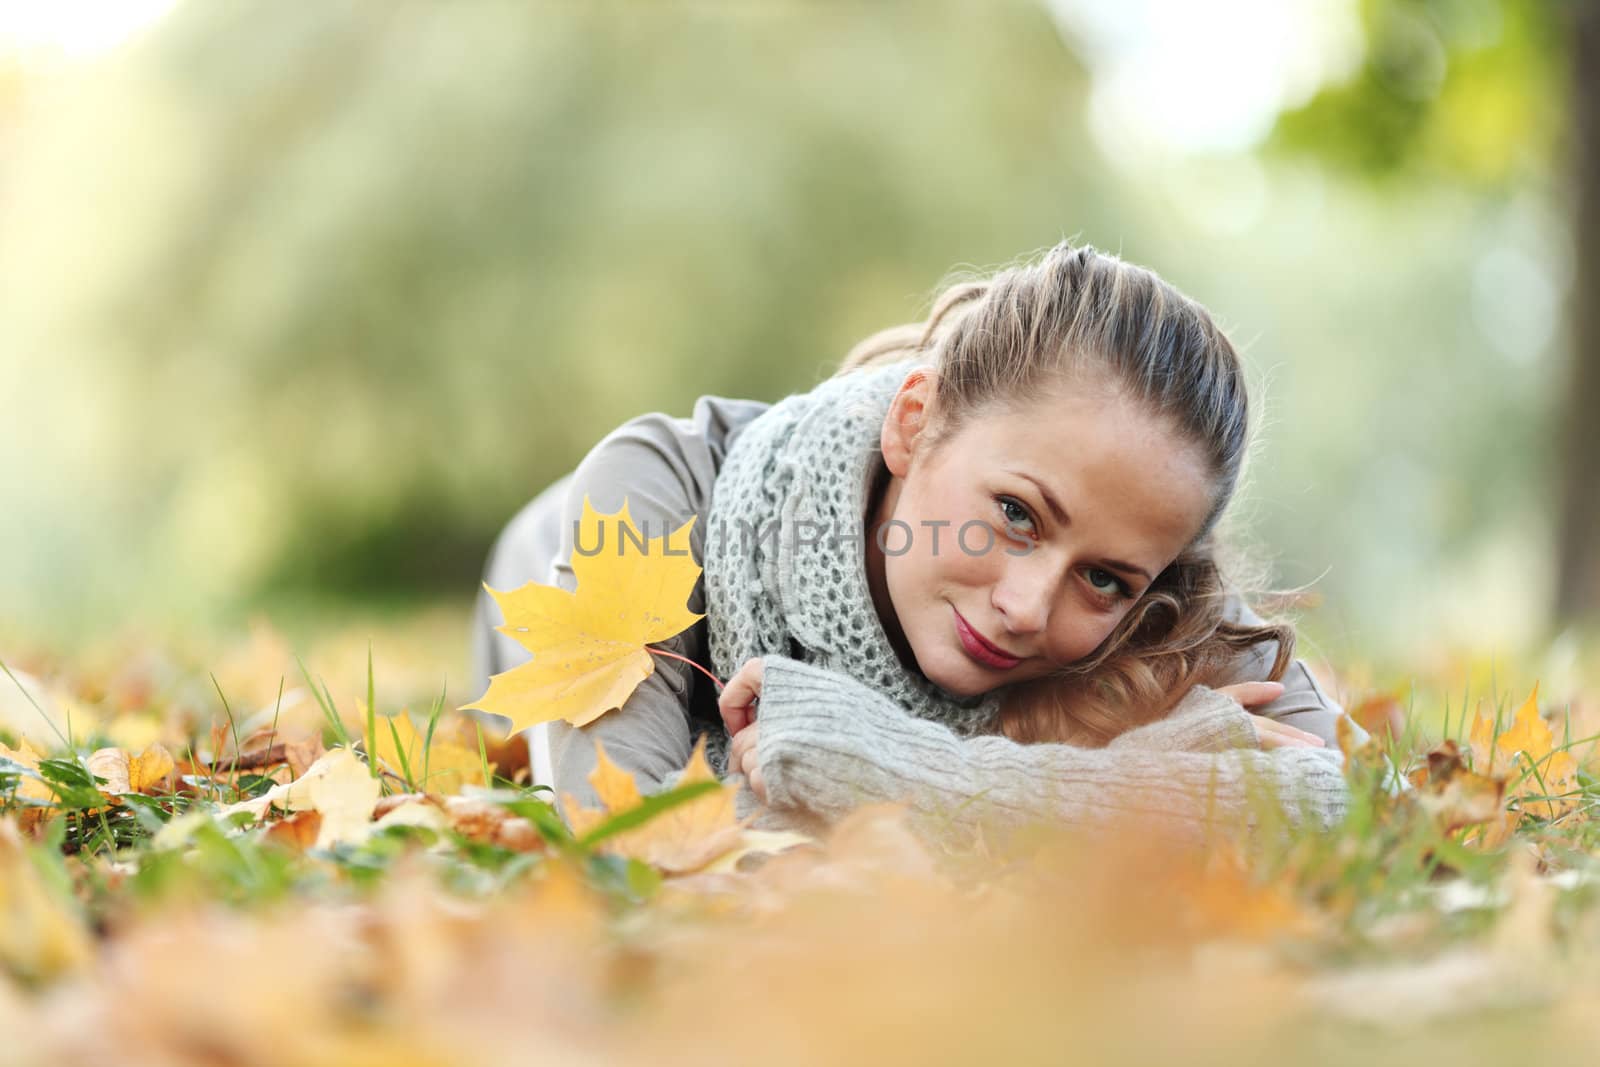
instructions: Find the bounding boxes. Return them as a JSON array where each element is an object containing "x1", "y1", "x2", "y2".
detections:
[
  {"x1": 752, "y1": 657, "x2": 830, "y2": 812},
  {"x1": 1106, "y1": 684, "x2": 1260, "y2": 753}
]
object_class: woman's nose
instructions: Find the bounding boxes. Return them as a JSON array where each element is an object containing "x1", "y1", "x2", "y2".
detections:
[{"x1": 991, "y1": 571, "x2": 1051, "y2": 636}]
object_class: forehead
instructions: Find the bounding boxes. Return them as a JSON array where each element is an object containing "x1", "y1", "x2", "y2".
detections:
[{"x1": 953, "y1": 385, "x2": 1214, "y2": 551}]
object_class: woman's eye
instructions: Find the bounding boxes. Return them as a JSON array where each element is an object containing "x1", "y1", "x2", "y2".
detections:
[
  {"x1": 1086, "y1": 568, "x2": 1130, "y2": 600},
  {"x1": 996, "y1": 496, "x2": 1035, "y2": 534}
]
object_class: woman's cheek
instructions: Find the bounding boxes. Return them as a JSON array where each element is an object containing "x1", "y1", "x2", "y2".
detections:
[{"x1": 1057, "y1": 613, "x2": 1125, "y2": 665}]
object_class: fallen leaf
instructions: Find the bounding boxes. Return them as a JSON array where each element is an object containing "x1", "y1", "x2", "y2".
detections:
[
  {"x1": 1176, "y1": 842, "x2": 1326, "y2": 942},
  {"x1": 0, "y1": 737, "x2": 54, "y2": 816},
  {"x1": 218, "y1": 747, "x2": 381, "y2": 849},
  {"x1": 464, "y1": 496, "x2": 702, "y2": 736},
  {"x1": 301, "y1": 748, "x2": 383, "y2": 849},
  {"x1": 562, "y1": 737, "x2": 813, "y2": 874},
  {"x1": 1467, "y1": 683, "x2": 1581, "y2": 822},
  {"x1": 0, "y1": 817, "x2": 90, "y2": 981},
  {"x1": 1411, "y1": 741, "x2": 1506, "y2": 833},
  {"x1": 1336, "y1": 715, "x2": 1390, "y2": 778},
  {"x1": 372, "y1": 791, "x2": 546, "y2": 850},
  {"x1": 366, "y1": 710, "x2": 494, "y2": 795},
  {"x1": 85, "y1": 743, "x2": 175, "y2": 797},
  {"x1": 440, "y1": 796, "x2": 543, "y2": 852},
  {"x1": 1350, "y1": 692, "x2": 1407, "y2": 744},
  {"x1": 263, "y1": 810, "x2": 323, "y2": 850}
]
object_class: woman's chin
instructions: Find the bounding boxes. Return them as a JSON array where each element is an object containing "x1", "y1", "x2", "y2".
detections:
[{"x1": 918, "y1": 648, "x2": 994, "y2": 699}]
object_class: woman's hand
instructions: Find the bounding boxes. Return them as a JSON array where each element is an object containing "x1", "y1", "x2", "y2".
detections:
[
  {"x1": 719, "y1": 657, "x2": 765, "y2": 736},
  {"x1": 1215, "y1": 681, "x2": 1326, "y2": 749},
  {"x1": 720, "y1": 658, "x2": 768, "y2": 802},
  {"x1": 728, "y1": 723, "x2": 766, "y2": 803}
]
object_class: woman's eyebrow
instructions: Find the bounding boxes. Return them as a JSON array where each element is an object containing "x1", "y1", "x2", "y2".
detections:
[
  {"x1": 1009, "y1": 469, "x2": 1153, "y2": 583},
  {"x1": 1017, "y1": 470, "x2": 1068, "y2": 531},
  {"x1": 1010, "y1": 469, "x2": 1070, "y2": 525},
  {"x1": 1099, "y1": 558, "x2": 1153, "y2": 583}
]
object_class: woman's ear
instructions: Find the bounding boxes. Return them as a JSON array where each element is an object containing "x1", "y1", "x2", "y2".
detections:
[{"x1": 881, "y1": 368, "x2": 937, "y2": 477}]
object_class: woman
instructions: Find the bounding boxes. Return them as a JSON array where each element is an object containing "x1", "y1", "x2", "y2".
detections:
[{"x1": 471, "y1": 242, "x2": 1364, "y2": 850}]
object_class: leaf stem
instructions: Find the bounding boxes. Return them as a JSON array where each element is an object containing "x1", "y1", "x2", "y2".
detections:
[{"x1": 645, "y1": 646, "x2": 725, "y2": 691}]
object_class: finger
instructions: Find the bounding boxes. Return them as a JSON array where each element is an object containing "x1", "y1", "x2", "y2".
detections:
[
  {"x1": 739, "y1": 727, "x2": 760, "y2": 778},
  {"x1": 1273, "y1": 721, "x2": 1326, "y2": 745},
  {"x1": 719, "y1": 685, "x2": 751, "y2": 735},
  {"x1": 719, "y1": 664, "x2": 762, "y2": 734},
  {"x1": 749, "y1": 764, "x2": 767, "y2": 804},
  {"x1": 1256, "y1": 720, "x2": 1318, "y2": 742},
  {"x1": 1254, "y1": 720, "x2": 1325, "y2": 748},
  {"x1": 1218, "y1": 681, "x2": 1286, "y2": 709},
  {"x1": 1258, "y1": 733, "x2": 1310, "y2": 751},
  {"x1": 729, "y1": 725, "x2": 753, "y2": 774}
]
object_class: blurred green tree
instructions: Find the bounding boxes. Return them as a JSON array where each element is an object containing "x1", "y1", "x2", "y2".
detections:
[
  {"x1": 0, "y1": 0, "x2": 1112, "y2": 627},
  {"x1": 1269, "y1": 0, "x2": 1597, "y2": 630}
]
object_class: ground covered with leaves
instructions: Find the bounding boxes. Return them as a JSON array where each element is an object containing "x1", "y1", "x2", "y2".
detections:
[{"x1": 2, "y1": 612, "x2": 1599, "y2": 1067}]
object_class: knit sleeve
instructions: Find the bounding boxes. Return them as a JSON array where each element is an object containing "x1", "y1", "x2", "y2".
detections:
[
  {"x1": 752, "y1": 656, "x2": 1350, "y2": 851},
  {"x1": 1101, "y1": 684, "x2": 1261, "y2": 753},
  {"x1": 471, "y1": 394, "x2": 768, "y2": 820}
]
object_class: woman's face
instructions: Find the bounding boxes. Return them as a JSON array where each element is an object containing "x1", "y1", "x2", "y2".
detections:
[{"x1": 865, "y1": 367, "x2": 1215, "y2": 698}]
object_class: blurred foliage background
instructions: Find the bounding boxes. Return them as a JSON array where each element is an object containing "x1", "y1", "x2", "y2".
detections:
[{"x1": 0, "y1": 0, "x2": 1590, "y2": 685}]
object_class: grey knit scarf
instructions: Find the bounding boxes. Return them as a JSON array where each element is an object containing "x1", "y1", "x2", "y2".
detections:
[{"x1": 703, "y1": 359, "x2": 1001, "y2": 740}]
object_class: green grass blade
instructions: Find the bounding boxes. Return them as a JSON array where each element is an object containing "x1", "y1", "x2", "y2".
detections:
[{"x1": 575, "y1": 779, "x2": 724, "y2": 849}]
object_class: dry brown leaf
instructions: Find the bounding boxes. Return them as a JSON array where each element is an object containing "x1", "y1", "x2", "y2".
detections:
[
  {"x1": 231, "y1": 724, "x2": 324, "y2": 768},
  {"x1": 262, "y1": 809, "x2": 323, "y2": 851},
  {"x1": 1412, "y1": 740, "x2": 1507, "y2": 833},
  {"x1": 440, "y1": 796, "x2": 543, "y2": 852},
  {"x1": 372, "y1": 792, "x2": 545, "y2": 852}
]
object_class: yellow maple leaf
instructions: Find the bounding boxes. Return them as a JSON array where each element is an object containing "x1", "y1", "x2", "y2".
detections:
[
  {"x1": 1496, "y1": 683, "x2": 1552, "y2": 757},
  {"x1": 366, "y1": 710, "x2": 494, "y2": 795},
  {"x1": 1467, "y1": 683, "x2": 1581, "y2": 822},
  {"x1": 1468, "y1": 703, "x2": 1499, "y2": 775},
  {"x1": 464, "y1": 496, "x2": 703, "y2": 737},
  {"x1": 562, "y1": 737, "x2": 812, "y2": 875}
]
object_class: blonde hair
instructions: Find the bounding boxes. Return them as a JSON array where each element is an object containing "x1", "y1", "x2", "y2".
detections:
[{"x1": 836, "y1": 241, "x2": 1295, "y2": 746}]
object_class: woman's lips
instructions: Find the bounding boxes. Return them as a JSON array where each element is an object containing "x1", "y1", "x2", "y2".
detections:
[{"x1": 953, "y1": 609, "x2": 1022, "y2": 669}]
